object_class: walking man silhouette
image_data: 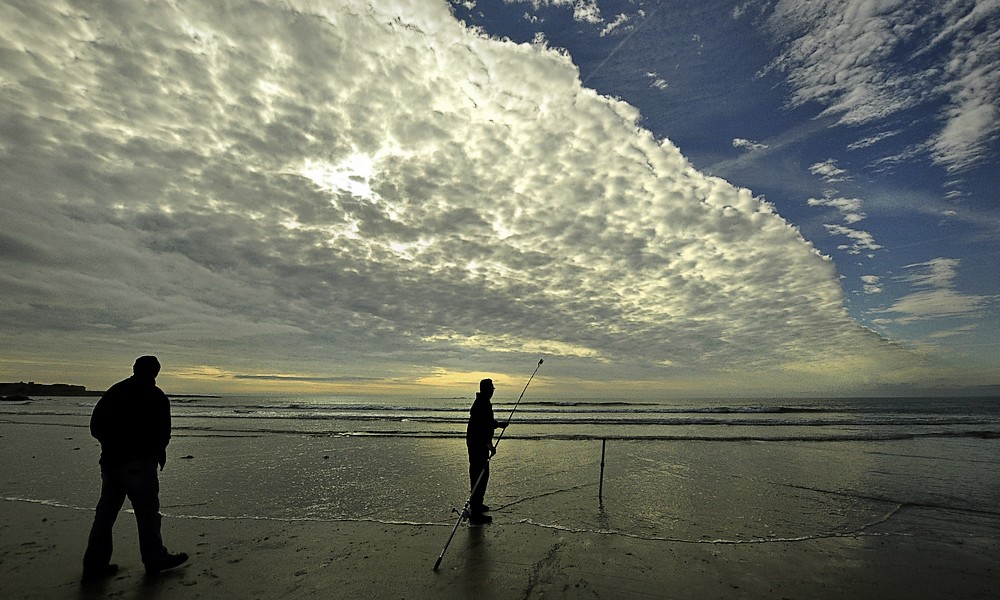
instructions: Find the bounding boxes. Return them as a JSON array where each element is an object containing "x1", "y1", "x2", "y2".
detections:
[{"x1": 82, "y1": 356, "x2": 188, "y2": 583}]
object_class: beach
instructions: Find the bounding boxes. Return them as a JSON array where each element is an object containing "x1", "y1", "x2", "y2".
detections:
[{"x1": 1, "y1": 396, "x2": 998, "y2": 598}]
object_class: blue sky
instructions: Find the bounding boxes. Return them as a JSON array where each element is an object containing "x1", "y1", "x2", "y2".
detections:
[{"x1": 1, "y1": 0, "x2": 997, "y2": 396}]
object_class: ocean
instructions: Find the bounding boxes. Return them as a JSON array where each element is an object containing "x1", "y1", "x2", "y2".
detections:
[
  {"x1": 2, "y1": 394, "x2": 998, "y2": 546},
  {"x1": 7, "y1": 393, "x2": 998, "y2": 440}
]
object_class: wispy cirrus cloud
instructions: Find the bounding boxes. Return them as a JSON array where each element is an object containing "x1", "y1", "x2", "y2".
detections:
[
  {"x1": 761, "y1": 0, "x2": 1000, "y2": 173},
  {"x1": 847, "y1": 129, "x2": 903, "y2": 151},
  {"x1": 881, "y1": 258, "x2": 995, "y2": 323}
]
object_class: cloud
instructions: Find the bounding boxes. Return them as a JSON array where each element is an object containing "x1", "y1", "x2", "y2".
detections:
[
  {"x1": 0, "y1": 0, "x2": 903, "y2": 393},
  {"x1": 601, "y1": 12, "x2": 632, "y2": 37},
  {"x1": 860, "y1": 275, "x2": 882, "y2": 295},
  {"x1": 928, "y1": 324, "x2": 976, "y2": 339},
  {"x1": 732, "y1": 138, "x2": 768, "y2": 152},
  {"x1": 808, "y1": 159, "x2": 850, "y2": 183},
  {"x1": 232, "y1": 373, "x2": 383, "y2": 383},
  {"x1": 931, "y1": 102, "x2": 999, "y2": 173},
  {"x1": 762, "y1": 0, "x2": 1000, "y2": 172},
  {"x1": 808, "y1": 196, "x2": 866, "y2": 224},
  {"x1": 822, "y1": 225, "x2": 882, "y2": 255},
  {"x1": 887, "y1": 289, "x2": 992, "y2": 322},
  {"x1": 513, "y1": 0, "x2": 603, "y2": 25},
  {"x1": 882, "y1": 258, "x2": 995, "y2": 322},
  {"x1": 847, "y1": 129, "x2": 902, "y2": 150},
  {"x1": 900, "y1": 257, "x2": 963, "y2": 289},
  {"x1": 646, "y1": 72, "x2": 669, "y2": 91}
]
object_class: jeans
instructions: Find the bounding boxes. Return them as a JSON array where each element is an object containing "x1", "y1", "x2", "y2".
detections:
[
  {"x1": 83, "y1": 458, "x2": 167, "y2": 568},
  {"x1": 468, "y1": 450, "x2": 490, "y2": 513}
]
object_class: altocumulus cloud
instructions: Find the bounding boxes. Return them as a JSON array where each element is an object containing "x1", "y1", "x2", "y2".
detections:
[{"x1": 0, "y1": 0, "x2": 907, "y2": 393}]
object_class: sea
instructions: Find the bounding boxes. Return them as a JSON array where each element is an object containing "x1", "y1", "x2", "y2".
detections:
[
  {"x1": 2, "y1": 394, "x2": 999, "y2": 546},
  {"x1": 5, "y1": 393, "x2": 998, "y2": 440}
]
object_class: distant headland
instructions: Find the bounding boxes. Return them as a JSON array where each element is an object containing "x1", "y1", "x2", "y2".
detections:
[{"x1": 0, "y1": 382, "x2": 220, "y2": 400}]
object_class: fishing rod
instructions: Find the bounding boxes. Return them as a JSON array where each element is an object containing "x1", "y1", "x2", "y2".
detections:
[
  {"x1": 494, "y1": 358, "x2": 542, "y2": 453},
  {"x1": 433, "y1": 358, "x2": 544, "y2": 571}
]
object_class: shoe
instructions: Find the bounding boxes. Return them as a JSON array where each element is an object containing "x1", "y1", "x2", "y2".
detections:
[
  {"x1": 81, "y1": 563, "x2": 118, "y2": 584},
  {"x1": 145, "y1": 552, "x2": 189, "y2": 575},
  {"x1": 468, "y1": 513, "x2": 493, "y2": 525},
  {"x1": 480, "y1": 505, "x2": 491, "y2": 512}
]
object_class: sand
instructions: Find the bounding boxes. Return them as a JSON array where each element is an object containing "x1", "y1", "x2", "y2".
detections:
[
  {"x1": 3, "y1": 497, "x2": 998, "y2": 599},
  {"x1": 1, "y1": 416, "x2": 998, "y2": 599}
]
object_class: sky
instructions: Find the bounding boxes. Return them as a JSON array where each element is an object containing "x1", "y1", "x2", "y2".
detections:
[{"x1": 1, "y1": 0, "x2": 997, "y2": 398}]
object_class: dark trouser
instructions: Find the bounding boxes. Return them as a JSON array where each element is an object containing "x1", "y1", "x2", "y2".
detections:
[
  {"x1": 83, "y1": 458, "x2": 167, "y2": 569},
  {"x1": 467, "y1": 449, "x2": 490, "y2": 514}
]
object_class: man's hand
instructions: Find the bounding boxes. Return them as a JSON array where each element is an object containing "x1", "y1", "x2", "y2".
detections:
[
  {"x1": 158, "y1": 450, "x2": 167, "y2": 471},
  {"x1": 489, "y1": 444, "x2": 497, "y2": 457}
]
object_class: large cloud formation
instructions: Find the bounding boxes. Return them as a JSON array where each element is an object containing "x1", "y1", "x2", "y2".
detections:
[{"x1": 0, "y1": 0, "x2": 905, "y2": 394}]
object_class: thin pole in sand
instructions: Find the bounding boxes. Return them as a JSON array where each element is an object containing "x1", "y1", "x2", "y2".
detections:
[
  {"x1": 599, "y1": 438, "x2": 607, "y2": 504},
  {"x1": 433, "y1": 359, "x2": 544, "y2": 571}
]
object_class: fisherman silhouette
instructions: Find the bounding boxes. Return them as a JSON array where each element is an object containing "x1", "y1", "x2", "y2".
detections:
[
  {"x1": 81, "y1": 356, "x2": 188, "y2": 583},
  {"x1": 465, "y1": 378, "x2": 507, "y2": 524},
  {"x1": 435, "y1": 362, "x2": 542, "y2": 569}
]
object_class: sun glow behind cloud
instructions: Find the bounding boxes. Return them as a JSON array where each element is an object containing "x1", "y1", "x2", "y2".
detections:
[{"x1": 300, "y1": 154, "x2": 378, "y2": 201}]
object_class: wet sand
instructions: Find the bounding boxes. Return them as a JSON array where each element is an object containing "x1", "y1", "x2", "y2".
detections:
[
  {"x1": 1, "y1": 417, "x2": 998, "y2": 598},
  {"x1": 3, "y1": 497, "x2": 998, "y2": 599}
]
